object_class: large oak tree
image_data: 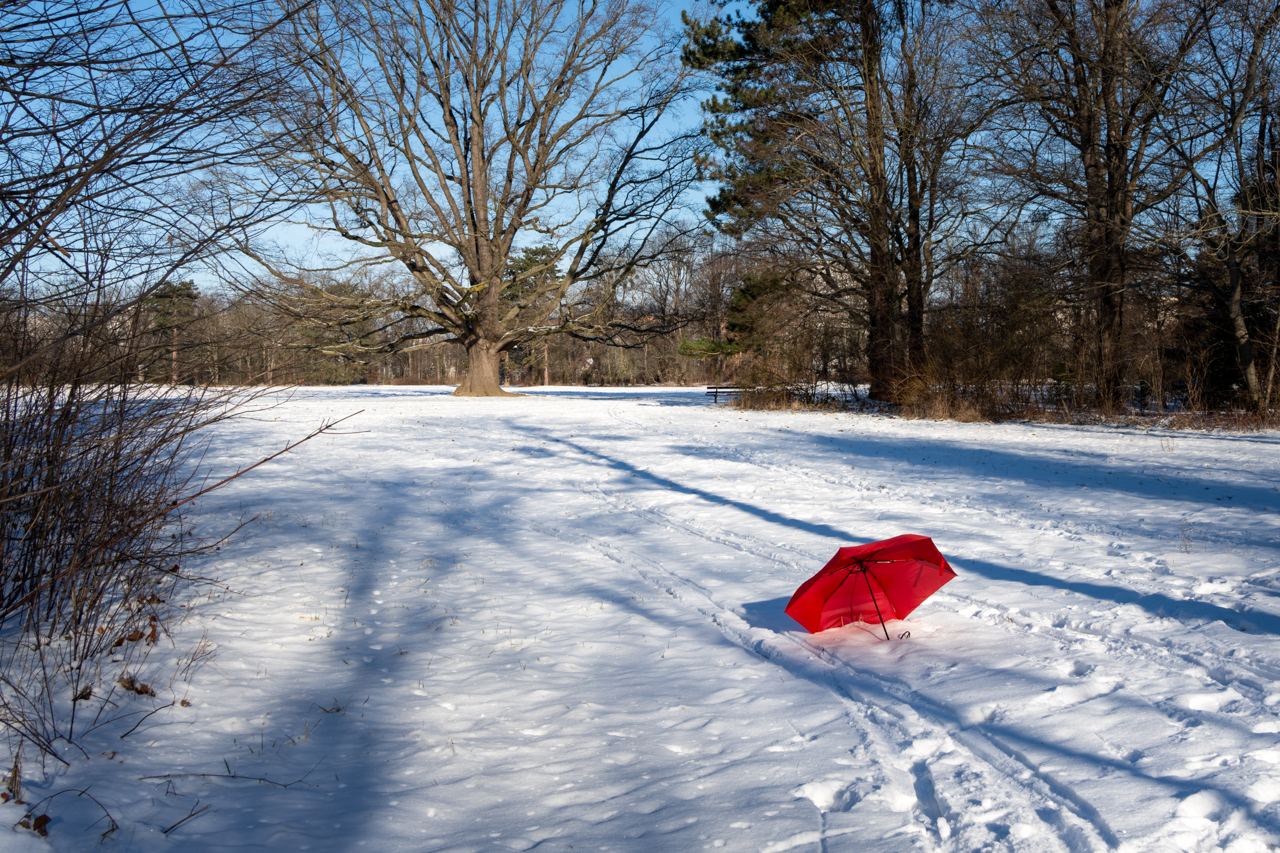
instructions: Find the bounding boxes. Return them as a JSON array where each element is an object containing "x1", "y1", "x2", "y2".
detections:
[{"x1": 249, "y1": 0, "x2": 700, "y2": 395}]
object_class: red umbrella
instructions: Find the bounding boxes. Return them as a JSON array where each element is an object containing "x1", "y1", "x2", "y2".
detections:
[{"x1": 785, "y1": 534, "x2": 956, "y2": 639}]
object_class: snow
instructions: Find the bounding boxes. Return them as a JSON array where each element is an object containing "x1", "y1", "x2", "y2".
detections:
[{"x1": 7, "y1": 385, "x2": 1280, "y2": 852}]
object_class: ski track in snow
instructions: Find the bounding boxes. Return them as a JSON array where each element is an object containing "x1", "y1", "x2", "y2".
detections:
[{"x1": 7, "y1": 386, "x2": 1280, "y2": 853}]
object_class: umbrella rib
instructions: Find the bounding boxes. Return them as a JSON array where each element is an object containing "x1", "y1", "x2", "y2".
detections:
[
  {"x1": 842, "y1": 557, "x2": 890, "y2": 641},
  {"x1": 812, "y1": 566, "x2": 858, "y2": 612},
  {"x1": 862, "y1": 565, "x2": 893, "y2": 641},
  {"x1": 803, "y1": 549, "x2": 911, "y2": 635}
]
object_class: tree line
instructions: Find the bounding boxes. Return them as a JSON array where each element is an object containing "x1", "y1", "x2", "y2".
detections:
[
  {"x1": 56, "y1": 0, "x2": 1274, "y2": 421},
  {"x1": 680, "y1": 0, "x2": 1280, "y2": 417}
]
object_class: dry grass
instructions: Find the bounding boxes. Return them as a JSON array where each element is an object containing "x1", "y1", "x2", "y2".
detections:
[
  {"x1": 897, "y1": 387, "x2": 987, "y2": 423},
  {"x1": 1015, "y1": 408, "x2": 1280, "y2": 431},
  {"x1": 735, "y1": 384, "x2": 849, "y2": 411}
]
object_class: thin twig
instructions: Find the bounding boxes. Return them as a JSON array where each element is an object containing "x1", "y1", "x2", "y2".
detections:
[
  {"x1": 119, "y1": 701, "x2": 175, "y2": 739},
  {"x1": 162, "y1": 802, "x2": 210, "y2": 834},
  {"x1": 141, "y1": 755, "x2": 325, "y2": 789},
  {"x1": 140, "y1": 772, "x2": 293, "y2": 788},
  {"x1": 0, "y1": 412, "x2": 362, "y2": 623},
  {"x1": 120, "y1": 411, "x2": 364, "y2": 532},
  {"x1": 15, "y1": 787, "x2": 118, "y2": 840}
]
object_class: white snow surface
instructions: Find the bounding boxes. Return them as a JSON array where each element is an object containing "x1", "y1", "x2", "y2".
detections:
[{"x1": 9, "y1": 385, "x2": 1280, "y2": 852}]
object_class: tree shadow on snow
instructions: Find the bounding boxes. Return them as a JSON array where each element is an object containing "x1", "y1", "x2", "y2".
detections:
[
  {"x1": 516, "y1": 387, "x2": 711, "y2": 406},
  {"x1": 528, "y1": 429, "x2": 1280, "y2": 638},
  {"x1": 961, "y1": 556, "x2": 1280, "y2": 636}
]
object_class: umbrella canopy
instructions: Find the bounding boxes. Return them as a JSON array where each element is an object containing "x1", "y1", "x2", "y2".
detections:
[{"x1": 785, "y1": 534, "x2": 956, "y2": 638}]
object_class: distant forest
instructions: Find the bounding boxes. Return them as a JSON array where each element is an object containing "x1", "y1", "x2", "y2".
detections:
[
  {"x1": 3, "y1": 0, "x2": 1280, "y2": 770},
  {"x1": 9, "y1": 0, "x2": 1280, "y2": 417}
]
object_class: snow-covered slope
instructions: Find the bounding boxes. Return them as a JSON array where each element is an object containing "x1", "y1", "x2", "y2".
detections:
[{"x1": 9, "y1": 386, "x2": 1280, "y2": 852}]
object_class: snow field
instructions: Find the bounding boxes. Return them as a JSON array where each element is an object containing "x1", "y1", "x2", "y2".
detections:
[{"x1": 6, "y1": 385, "x2": 1280, "y2": 852}]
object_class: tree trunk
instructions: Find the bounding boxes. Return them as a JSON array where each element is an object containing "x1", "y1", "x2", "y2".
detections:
[
  {"x1": 858, "y1": 0, "x2": 899, "y2": 402},
  {"x1": 867, "y1": 279, "x2": 897, "y2": 401},
  {"x1": 1218, "y1": 262, "x2": 1264, "y2": 413},
  {"x1": 1097, "y1": 283, "x2": 1125, "y2": 410},
  {"x1": 454, "y1": 339, "x2": 517, "y2": 396},
  {"x1": 1263, "y1": 299, "x2": 1280, "y2": 410},
  {"x1": 899, "y1": 19, "x2": 925, "y2": 376},
  {"x1": 1091, "y1": 234, "x2": 1126, "y2": 411},
  {"x1": 904, "y1": 254, "x2": 925, "y2": 376}
]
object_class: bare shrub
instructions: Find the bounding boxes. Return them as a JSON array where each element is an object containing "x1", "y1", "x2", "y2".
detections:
[
  {"x1": 897, "y1": 378, "x2": 986, "y2": 423},
  {"x1": 0, "y1": 294, "x2": 243, "y2": 760},
  {"x1": 0, "y1": 0, "x2": 309, "y2": 784}
]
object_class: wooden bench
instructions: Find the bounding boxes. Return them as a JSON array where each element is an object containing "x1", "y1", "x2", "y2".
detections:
[{"x1": 705, "y1": 385, "x2": 744, "y2": 403}]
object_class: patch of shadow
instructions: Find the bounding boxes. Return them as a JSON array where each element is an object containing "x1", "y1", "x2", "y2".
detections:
[
  {"x1": 964, "y1": 557, "x2": 1280, "y2": 637},
  {"x1": 737, "y1": 597, "x2": 799, "y2": 633}
]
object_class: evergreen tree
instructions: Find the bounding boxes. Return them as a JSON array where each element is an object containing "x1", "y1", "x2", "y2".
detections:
[{"x1": 685, "y1": 0, "x2": 986, "y2": 400}]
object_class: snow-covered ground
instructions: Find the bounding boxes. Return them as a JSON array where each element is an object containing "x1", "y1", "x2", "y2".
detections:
[{"x1": 8, "y1": 385, "x2": 1280, "y2": 853}]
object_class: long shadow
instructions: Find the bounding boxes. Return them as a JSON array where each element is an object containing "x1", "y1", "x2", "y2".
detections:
[
  {"x1": 578, "y1": 409, "x2": 1280, "y2": 516},
  {"x1": 748, "y1": 426, "x2": 1280, "y2": 522},
  {"x1": 958, "y1": 556, "x2": 1280, "y2": 636},
  {"x1": 511, "y1": 422, "x2": 870, "y2": 545},
  {"x1": 519, "y1": 428, "x2": 1280, "y2": 638},
  {"x1": 296, "y1": 384, "x2": 456, "y2": 399},
  {"x1": 532, "y1": 408, "x2": 1279, "y2": 558},
  {"x1": 503, "y1": 409, "x2": 1280, "y2": 568},
  {"x1": 517, "y1": 387, "x2": 712, "y2": 406}
]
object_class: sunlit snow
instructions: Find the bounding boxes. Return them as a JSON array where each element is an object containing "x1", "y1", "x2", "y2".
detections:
[{"x1": 8, "y1": 386, "x2": 1280, "y2": 852}]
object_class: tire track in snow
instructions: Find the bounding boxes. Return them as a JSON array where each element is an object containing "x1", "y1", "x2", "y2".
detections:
[
  {"x1": 502, "y1": 498, "x2": 1115, "y2": 853},
  {"x1": 520, "y1": 407, "x2": 1279, "y2": 850}
]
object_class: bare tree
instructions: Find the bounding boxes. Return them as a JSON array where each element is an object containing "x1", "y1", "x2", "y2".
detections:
[
  {"x1": 1160, "y1": 0, "x2": 1280, "y2": 414},
  {"x1": 0, "y1": 0, "x2": 303, "y2": 766},
  {"x1": 974, "y1": 0, "x2": 1226, "y2": 408},
  {"x1": 0, "y1": 0, "x2": 297, "y2": 347},
  {"x1": 240, "y1": 0, "x2": 701, "y2": 396}
]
